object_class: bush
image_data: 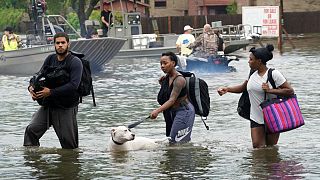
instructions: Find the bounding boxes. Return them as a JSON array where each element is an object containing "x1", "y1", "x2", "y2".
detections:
[
  {"x1": 66, "y1": 12, "x2": 80, "y2": 31},
  {"x1": 226, "y1": 1, "x2": 238, "y2": 15},
  {"x1": 0, "y1": 8, "x2": 25, "y2": 33}
]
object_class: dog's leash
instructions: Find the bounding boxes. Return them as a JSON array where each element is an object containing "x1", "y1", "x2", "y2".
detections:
[{"x1": 128, "y1": 116, "x2": 151, "y2": 129}]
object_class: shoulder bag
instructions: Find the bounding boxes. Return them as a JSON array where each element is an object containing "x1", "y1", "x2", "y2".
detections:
[{"x1": 260, "y1": 69, "x2": 305, "y2": 133}]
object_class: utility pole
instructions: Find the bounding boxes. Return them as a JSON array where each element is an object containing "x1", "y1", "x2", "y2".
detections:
[
  {"x1": 278, "y1": 0, "x2": 283, "y2": 53},
  {"x1": 278, "y1": 0, "x2": 295, "y2": 54}
]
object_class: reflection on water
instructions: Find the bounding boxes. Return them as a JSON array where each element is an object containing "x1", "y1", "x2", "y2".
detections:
[
  {"x1": 244, "y1": 147, "x2": 304, "y2": 179},
  {"x1": 159, "y1": 144, "x2": 214, "y2": 179},
  {"x1": 0, "y1": 34, "x2": 320, "y2": 179},
  {"x1": 23, "y1": 148, "x2": 81, "y2": 179}
]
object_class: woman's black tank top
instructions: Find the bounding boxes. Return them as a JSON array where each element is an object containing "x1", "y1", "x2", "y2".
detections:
[{"x1": 157, "y1": 75, "x2": 187, "y2": 105}]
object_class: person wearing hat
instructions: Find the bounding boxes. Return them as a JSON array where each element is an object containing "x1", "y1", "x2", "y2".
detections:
[
  {"x1": 188, "y1": 24, "x2": 219, "y2": 57},
  {"x1": 151, "y1": 51, "x2": 195, "y2": 144},
  {"x1": 100, "y1": 2, "x2": 113, "y2": 37},
  {"x1": 1, "y1": 27, "x2": 22, "y2": 51},
  {"x1": 175, "y1": 25, "x2": 195, "y2": 56},
  {"x1": 217, "y1": 44, "x2": 294, "y2": 148}
]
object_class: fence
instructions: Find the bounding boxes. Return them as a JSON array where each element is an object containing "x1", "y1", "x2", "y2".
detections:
[{"x1": 141, "y1": 11, "x2": 320, "y2": 35}]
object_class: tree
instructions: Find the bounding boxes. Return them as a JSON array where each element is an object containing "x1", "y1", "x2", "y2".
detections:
[
  {"x1": 226, "y1": 1, "x2": 238, "y2": 15},
  {"x1": 70, "y1": 0, "x2": 100, "y2": 37},
  {"x1": 0, "y1": 0, "x2": 29, "y2": 9}
]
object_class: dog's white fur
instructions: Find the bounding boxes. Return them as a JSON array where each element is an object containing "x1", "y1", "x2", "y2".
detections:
[{"x1": 108, "y1": 126, "x2": 167, "y2": 152}]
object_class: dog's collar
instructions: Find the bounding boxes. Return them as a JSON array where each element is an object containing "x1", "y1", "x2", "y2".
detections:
[{"x1": 112, "y1": 137, "x2": 124, "y2": 145}]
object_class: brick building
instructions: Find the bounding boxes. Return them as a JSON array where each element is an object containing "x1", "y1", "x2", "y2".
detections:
[
  {"x1": 148, "y1": 0, "x2": 320, "y2": 17},
  {"x1": 99, "y1": 1, "x2": 320, "y2": 17}
]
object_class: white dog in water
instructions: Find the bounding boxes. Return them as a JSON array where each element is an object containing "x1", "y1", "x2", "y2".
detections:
[{"x1": 108, "y1": 126, "x2": 168, "y2": 152}]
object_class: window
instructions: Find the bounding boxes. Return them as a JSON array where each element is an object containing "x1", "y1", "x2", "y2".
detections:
[{"x1": 155, "y1": 0, "x2": 166, "y2": 8}]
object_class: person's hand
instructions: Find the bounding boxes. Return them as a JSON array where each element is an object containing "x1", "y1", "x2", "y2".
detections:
[
  {"x1": 35, "y1": 87, "x2": 51, "y2": 99},
  {"x1": 28, "y1": 86, "x2": 38, "y2": 100},
  {"x1": 105, "y1": 22, "x2": 109, "y2": 27},
  {"x1": 150, "y1": 109, "x2": 159, "y2": 119},
  {"x1": 262, "y1": 83, "x2": 271, "y2": 92},
  {"x1": 217, "y1": 87, "x2": 228, "y2": 96}
]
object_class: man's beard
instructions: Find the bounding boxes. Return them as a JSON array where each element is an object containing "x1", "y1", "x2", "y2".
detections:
[{"x1": 55, "y1": 47, "x2": 68, "y2": 56}]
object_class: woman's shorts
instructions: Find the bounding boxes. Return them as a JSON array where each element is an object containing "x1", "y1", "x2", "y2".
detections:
[{"x1": 250, "y1": 120, "x2": 264, "y2": 128}]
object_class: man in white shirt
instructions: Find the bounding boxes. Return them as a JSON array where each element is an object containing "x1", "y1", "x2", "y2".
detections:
[{"x1": 176, "y1": 25, "x2": 195, "y2": 56}]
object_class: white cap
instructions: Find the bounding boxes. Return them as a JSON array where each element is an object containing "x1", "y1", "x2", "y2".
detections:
[{"x1": 184, "y1": 25, "x2": 193, "y2": 31}]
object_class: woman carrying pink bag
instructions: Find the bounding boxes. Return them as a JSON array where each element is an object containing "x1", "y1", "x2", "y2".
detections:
[{"x1": 217, "y1": 44, "x2": 295, "y2": 148}]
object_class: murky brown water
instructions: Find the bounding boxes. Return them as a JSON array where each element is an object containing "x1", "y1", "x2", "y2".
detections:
[{"x1": 0, "y1": 34, "x2": 319, "y2": 179}]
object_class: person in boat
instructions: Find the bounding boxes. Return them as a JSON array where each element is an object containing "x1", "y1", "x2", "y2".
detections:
[
  {"x1": 152, "y1": 51, "x2": 195, "y2": 144},
  {"x1": 188, "y1": 24, "x2": 219, "y2": 58},
  {"x1": 217, "y1": 44, "x2": 294, "y2": 148},
  {"x1": 101, "y1": 2, "x2": 113, "y2": 37},
  {"x1": 176, "y1": 25, "x2": 195, "y2": 57},
  {"x1": 1, "y1": 27, "x2": 22, "y2": 51},
  {"x1": 24, "y1": 32, "x2": 83, "y2": 149},
  {"x1": 213, "y1": 28, "x2": 225, "y2": 52}
]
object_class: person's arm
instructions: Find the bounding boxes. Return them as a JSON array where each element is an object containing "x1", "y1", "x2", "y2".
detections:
[
  {"x1": 217, "y1": 80, "x2": 247, "y2": 96},
  {"x1": 28, "y1": 55, "x2": 52, "y2": 99},
  {"x1": 151, "y1": 76, "x2": 185, "y2": 119},
  {"x1": 35, "y1": 56, "x2": 83, "y2": 99},
  {"x1": 262, "y1": 70, "x2": 294, "y2": 97},
  {"x1": 101, "y1": 12, "x2": 109, "y2": 27},
  {"x1": 189, "y1": 34, "x2": 203, "y2": 49},
  {"x1": 262, "y1": 81, "x2": 294, "y2": 97}
]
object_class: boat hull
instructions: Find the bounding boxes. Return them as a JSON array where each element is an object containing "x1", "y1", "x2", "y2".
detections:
[
  {"x1": 0, "y1": 37, "x2": 125, "y2": 76},
  {"x1": 178, "y1": 55, "x2": 235, "y2": 73}
]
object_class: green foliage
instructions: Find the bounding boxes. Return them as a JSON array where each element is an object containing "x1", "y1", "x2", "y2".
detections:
[
  {"x1": 46, "y1": 0, "x2": 67, "y2": 15},
  {"x1": 66, "y1": 12, "x2": 80, "y2": 30},
  {"x1": 0, "y1": 0, "x2": 29, "y2": 9},
  {"x1": 226, "y1": 1, "x2": 238, "y2": 15},
  {"x1": 113, "y1": 11, "x2": 123, "y2": 25},
  {"x1": 0, "y1": 8, "x2": 25, "y2": 32},
  {"x1": 89, "y1": 10, "x2": 101, "y2": 21},
  {"x1": 66, "y1": 10, "x2": 102, "y2": 31}
]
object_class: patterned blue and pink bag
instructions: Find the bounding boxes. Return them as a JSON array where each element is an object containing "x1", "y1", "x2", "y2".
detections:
[
  {"x1": 260, "y1": 95, "x2": 305, "y2": 134},
  {"x1": 260, "y1": 69, "x2": 304, "y2": 134}
]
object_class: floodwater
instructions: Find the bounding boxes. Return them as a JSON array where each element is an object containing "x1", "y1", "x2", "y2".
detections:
[{"x1": 0, "y1": 34, "x2": 319, "y2": 179}]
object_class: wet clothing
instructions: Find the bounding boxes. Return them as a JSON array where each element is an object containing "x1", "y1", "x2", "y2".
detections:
[
  {"x1": 169, "y1": 101, "x2": 195, "y2": 143},
  {"x1": 1, "y1": 34, "x2": 21, "y2": 51},
  {"x1": 157, "y1": 75, "x2": 195, "y2": 143},
  {"x1": 24, "y1": 106, "x2": 79, "y2": 149},
  {"x1": 247, "y1": 69, "x2": 286, "y2": 124},
  {"x1": 24, "y1": 53, "x2": 82, "y2": 149}
]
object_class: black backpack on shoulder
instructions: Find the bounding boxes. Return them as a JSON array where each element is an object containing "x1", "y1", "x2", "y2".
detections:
[
  {"x1": 178, "y1": 71, "x2": 210, "y2": 130},
  {"x1": 69, "y1": 51, "x2": 96, "y2": 106}
]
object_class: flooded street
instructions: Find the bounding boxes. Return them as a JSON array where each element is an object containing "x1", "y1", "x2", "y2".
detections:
[{"x1": 0, "y1": 34, "x2": 319, "y2": 179}]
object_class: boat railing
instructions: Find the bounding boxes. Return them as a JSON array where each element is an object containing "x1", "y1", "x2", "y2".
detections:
[
  {"x1": 193, "y1": 24, "x2": 254, "y2": 43},
  {"x1": 25, "y1": 14, "x2": 82, "y2": 47}
]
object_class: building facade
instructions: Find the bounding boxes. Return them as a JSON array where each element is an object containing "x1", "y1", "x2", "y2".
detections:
[
  {"x1": 102, "y1": 0, "x2": 151, "y2": 17},
  {"x1": 148, "y1": 0, "x2": 320, "y2": 17}
]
